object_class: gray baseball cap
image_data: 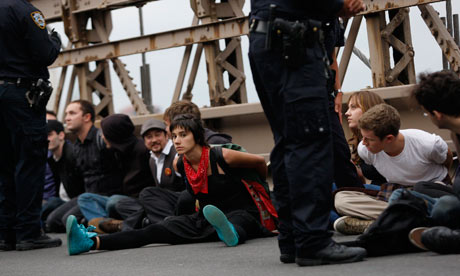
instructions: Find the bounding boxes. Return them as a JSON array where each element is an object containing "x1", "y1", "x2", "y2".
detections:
[{"x1": 140, "y1": 119, "x2": 166, "y2": 136}]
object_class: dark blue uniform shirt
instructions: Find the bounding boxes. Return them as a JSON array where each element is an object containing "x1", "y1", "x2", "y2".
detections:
[
  {"x1": 250, "y1": 0, "x2": 344, "y2": 21},
  {"x1": 0, "y1": 0, "x2": 61, "y2": 79}
]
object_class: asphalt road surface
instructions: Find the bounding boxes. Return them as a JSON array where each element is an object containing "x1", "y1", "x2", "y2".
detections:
[{"x1": 1, "y1": 233, "x2": 459, "y2": 276}]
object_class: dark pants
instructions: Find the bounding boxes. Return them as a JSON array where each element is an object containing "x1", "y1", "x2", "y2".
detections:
[
  {"x1": 41, "y1": 197, "x2": 65, "y2": 223},
  {"x1": 328, "y1": 100, "x2": 363, "y2": 189},
  {"x1": 45, "y1": 198, "x2": 83, "y2": 233},
  {"x1": 0, "y1": 83, "x2": 47, "y2": 243},
  {"x1": 249, "y1": 32, "x2": 334, "y2": 257},
  {"x1": 117, "y1": 187, "x2": 195, "y2": 231}
]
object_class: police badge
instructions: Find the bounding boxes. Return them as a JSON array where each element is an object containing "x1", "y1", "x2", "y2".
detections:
[{"x1": 30, "y1": 11, "x2": 46, "y2": 29}]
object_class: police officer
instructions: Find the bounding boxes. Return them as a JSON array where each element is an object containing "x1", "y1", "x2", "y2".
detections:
[
  {"x1": 0, "y1": 0, "x2": 62, "y2": 250},
  {"x1": 249, "y1": 0, "x2": 367, "y2": 266}
]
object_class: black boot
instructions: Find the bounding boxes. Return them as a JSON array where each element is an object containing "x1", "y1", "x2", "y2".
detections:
[
  {"x1": 421, "y1": 226, "x2": 460, "y2": 254},
  {"x1": 295, "y1": 242, "x2": 367, "y2": 266},
  {"x1": 16, "y1": 233, "x2": 62, "y2": 251}
]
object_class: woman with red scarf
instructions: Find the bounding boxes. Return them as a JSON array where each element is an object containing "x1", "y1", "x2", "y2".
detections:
[{"x1": 66, "y1": 114, "x2": 273, "y2": 255}]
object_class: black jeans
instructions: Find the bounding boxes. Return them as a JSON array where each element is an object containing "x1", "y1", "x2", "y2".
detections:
[
  {"x1": 249, "y1": 32, "x2": 333, "y2": 257},
  {"x1": 0, "y1": 83, "x2": 47, "y2": 242}
]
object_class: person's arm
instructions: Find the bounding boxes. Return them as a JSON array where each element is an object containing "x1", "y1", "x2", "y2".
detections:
[
  {"x1": 443, "y1": 148, "x2": 453, "y2": 171},
  {"x1": 331, "y1": 48, "x2": 343, "y2": 124},
  {"x1": 22, "y1": 8, "x2": 61, "y2": 66},
  {"x1": 336, "y1": 0, "x2": 365, "y2": 18},
  {"x1": 222, "y1": 148, "x2": 268, "y2": 180}
]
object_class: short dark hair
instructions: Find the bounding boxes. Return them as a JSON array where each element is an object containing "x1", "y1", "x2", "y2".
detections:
[
  {"x1": 163, "y1": 101, "x2": 201, "y2": 122},
  {"x1": 413, "y1": 71, "x2": 460, "y2": 117},
  {"x1": 359, "y1": 104, "x2": 400, "y2": 140},
  {"x1": 70, "y1": 100, "x2": 96, "y2": 123},
  {"x1": 170, "y1": 114, "x2": 207, "y2": 147}
]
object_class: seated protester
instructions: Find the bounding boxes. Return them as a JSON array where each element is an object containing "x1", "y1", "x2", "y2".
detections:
[
  {"x1": 334, "y1": 103, "x2": 452, "y2": 235},
  {"x1": 46, "y1": 100, "x2": 122, "y2": 232},
  {"x1": 78, "y1": 114, "x2": 155, "y2": 231},
  {"x1": 103, "y1": 102, "x2": 237, "y2": 233},
  {"x1": 163, "y1": 100, "x2": 232, "y2": 144},
  {"x1": 397, "y1": 70, "x2": 460, "y2": 254},
  {"x1": 104, "y1": 119, "x2": 190, "y2": 233},
  {"x1": 41, "y1": 120, "x2": 84, "y2": 226},
  {"x1": 66, "y1": 114, "x2": 274, "y2": 255},
  {"x1": 344, "y1": 91, "x2": 386, "y2": 185}
]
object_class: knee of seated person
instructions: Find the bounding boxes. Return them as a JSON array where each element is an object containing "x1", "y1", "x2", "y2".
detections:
[
  {"x1": 432, "y1": 195, "x2": 460, "y2": 228},
  {"x1": 334, "y1": 192, "x2": 348, "y2": 214},
  {"x1": 77, "y1": 193, "x2": 94, "y2": 202},
  {"x1": 388, "y1": 188, "x2": 405, "y2": 204}
]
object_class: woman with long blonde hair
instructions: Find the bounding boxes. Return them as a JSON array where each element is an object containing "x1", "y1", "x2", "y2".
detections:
[{"x1": 344, "y1": 90, "x2": 385, "y2": 183}]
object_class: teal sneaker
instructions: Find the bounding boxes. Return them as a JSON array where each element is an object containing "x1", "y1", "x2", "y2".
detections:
[
  {"x1": 66, "y1": 215, "x2": 97, "y2": 255},
  {"x1": 203, "y1": 205, "x2": 239, "y2": 247}
]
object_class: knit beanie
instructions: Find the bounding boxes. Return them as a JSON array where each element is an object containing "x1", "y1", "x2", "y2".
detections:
[{"x1": 100, "y1": 114, "x2": 135, "y2": 150}]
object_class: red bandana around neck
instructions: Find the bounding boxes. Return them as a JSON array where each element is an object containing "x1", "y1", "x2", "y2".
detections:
[{"x1": 184, "y1": 146, "x2": 209, "y2": 194}]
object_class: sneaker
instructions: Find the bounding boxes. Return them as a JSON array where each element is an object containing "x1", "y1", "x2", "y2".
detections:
[
  {"x1": 408, "y1": 227, "x2": 429, "y2": 251},
  {"x1": 99, "y1": 219, "x2": 123, "y2": 233},
  {"x1": 333, "y1": 216, "x2": 374, "y2": 235},
  {"x1": 203, "y1": 205, "x2": 239, "y2": 247},
  {"x1": 66, "y1": 215, "x2": 97, "y2": 255},
  {"x1": 88, "y1": 217, "x2": 107, "y2": 234},
  {"x1": 295, "y1": 242, "x2": 367, "y2": 266},
  {"x1": 16, "y1": 233, "x2": 62, "y2": 251},
  {"x1": 421, "y1": 226, "x2": 460, "y2": 254}
]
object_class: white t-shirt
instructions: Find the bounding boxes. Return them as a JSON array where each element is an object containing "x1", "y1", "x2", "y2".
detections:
[{"x1": 358, "y1": 129, "x2": 448, "y2": 186}]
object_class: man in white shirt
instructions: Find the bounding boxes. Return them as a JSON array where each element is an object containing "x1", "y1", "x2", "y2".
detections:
[{"x1": 334, "y1": 104, "x2": 452, "y2": 234}]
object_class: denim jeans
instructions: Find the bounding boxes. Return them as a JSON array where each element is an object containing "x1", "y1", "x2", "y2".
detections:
[
  {"x1": 78, "y1": 193, "x2": 130, "y2": 221},
  {"x1": 389, "y1": 188, "x2": 460, "y2": 228}
]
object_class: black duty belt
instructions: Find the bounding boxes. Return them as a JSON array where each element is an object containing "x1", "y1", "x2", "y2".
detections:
[{"x1": 0, "y1": 77, "x2": 34, "y2": 88}]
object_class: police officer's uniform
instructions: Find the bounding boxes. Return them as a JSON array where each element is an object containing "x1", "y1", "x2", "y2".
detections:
[
  {"x1": 249, "y1": 0, "x2": 366, "y2": 265},
  {"x1": 0, "y1": 0, "x2": 61, "y2": 250}
]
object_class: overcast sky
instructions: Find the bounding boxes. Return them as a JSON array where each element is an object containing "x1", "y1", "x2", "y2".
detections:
[{"x1": 48, "y1": 1, "x2": 460, "y2": 116}]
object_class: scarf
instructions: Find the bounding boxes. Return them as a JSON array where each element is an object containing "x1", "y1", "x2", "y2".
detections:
[{"x1": 184, "y1": 146, "x2": 209, "y2": 194}]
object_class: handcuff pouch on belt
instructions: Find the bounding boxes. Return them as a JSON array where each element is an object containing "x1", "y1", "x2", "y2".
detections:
[
  {"x1": 266, "y1": 17, "x2": 322, "y2": 69},
  {"x1": 25, "y1": 79, "x2": 53, "y2": 112}
]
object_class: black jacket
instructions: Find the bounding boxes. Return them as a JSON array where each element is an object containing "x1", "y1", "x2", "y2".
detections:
[
  {"x1": 149, "y1": 144, "x2": 184, "y2": 192},
  {"x1": 74, "y1": 126, "x2": 123, "y2": 196},
  {"x1": 48, "y1": 141, "x2": 85, "y2": 199},
  {"x1": 0, "y1": 0, "x2": 61, "y2": 79},
  {"x1": 117, "y1": 137, "x2": 156, "y2": 197}
]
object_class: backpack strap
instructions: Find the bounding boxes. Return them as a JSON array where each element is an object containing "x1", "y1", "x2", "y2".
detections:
[
  {"x1": 211, "y1": 146, "x2": 232, "y2": 175},
  {"x1": 209, "y1": 147, "x2": 221, "y2": 176}
]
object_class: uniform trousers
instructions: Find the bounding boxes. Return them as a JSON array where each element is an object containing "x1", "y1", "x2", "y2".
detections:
[
  {"x1": 249, "y1": 32, "x2": 334, "y2": 257},
  {"x1": 0, "y1": 83, "x2": 47, "y2": 242}
]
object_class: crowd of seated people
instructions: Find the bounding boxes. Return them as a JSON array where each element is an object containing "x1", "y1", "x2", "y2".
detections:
[{"x1": 5, "y1": 71, "x2": 459, "y2": 261}]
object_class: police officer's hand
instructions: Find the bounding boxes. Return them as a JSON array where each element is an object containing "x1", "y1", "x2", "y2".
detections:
[
  {"x1": 337, "y1": 0, "x2": 365, "y2": 18},
  {"x1": 49, "y1": 28, "x2": 62, "y2": 47}
]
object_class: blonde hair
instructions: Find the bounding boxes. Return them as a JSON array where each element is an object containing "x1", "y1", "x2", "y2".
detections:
[{"x1": 347, "y1": 91, "x2": 384, "y2": 163}]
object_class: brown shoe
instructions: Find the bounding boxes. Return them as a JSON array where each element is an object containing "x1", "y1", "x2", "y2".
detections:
[
  {"x1": 88, "y1": 217, "x2": 107, "y2": 234},
  {"x1": 333, "y1": 216, "x2": 374, "y2": 235},
  {"x1": 409, "y1": 227, "x2": 429, "y2": 251},
  {"x1": 99, "y1": 219, "x2": 123, "y2": 233}
]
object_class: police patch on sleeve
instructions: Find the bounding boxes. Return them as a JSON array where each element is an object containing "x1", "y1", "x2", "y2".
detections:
[{"x1": 30, "y1": 11, "x2": 46, "y2": 29}]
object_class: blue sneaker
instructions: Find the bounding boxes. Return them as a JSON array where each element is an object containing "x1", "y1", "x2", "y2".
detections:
[
  {"x1": 66, "y1": 215, "x2": 97, "y2": 255},
  {"x1": 203, "y1": 205, "x2": 239, "y2": 247}
]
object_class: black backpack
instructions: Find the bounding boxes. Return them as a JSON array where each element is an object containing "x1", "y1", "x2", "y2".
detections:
[{"x1": 342, "y1": 189, "x2": 432, "y2": 256}]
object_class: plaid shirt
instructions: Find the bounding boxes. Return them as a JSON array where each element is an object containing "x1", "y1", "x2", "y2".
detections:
[{"x1": 375, "y1": 183, "x2": 408, "y2": 202}]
